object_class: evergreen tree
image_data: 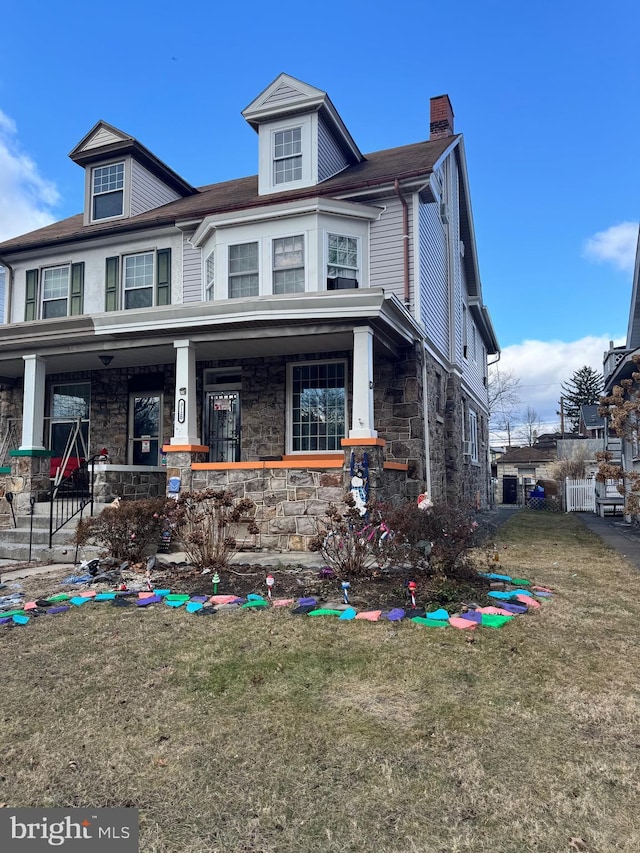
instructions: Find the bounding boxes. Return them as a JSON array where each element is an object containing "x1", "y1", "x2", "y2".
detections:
[{"x1": 560, "y1": 365, "x2": 604, "y2": 432}]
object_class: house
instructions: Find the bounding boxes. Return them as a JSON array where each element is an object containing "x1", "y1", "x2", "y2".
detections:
[
  {"x1": 494, "y1": 445, "x2": 558, "y2": 505},
  {"x1": 578, "y1": 404, "x2": 605, "y2": 439},
  {"x1": 601, "y1": 226, "x2": 640, "y2": 515},
  {"x1": 0, "y1": 74, "x2": 498, "y2": 552}
]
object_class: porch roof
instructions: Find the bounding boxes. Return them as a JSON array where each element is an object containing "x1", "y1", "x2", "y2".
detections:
[{"x1": 0, "y1": 289, "x2": 421, "y2": 379}]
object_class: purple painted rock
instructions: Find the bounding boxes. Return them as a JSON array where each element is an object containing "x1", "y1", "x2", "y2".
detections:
[
  {"x1": 459, "y1": 610, "x2": 482, "y2": 623},
  {"x1": 499, "y1": 602, "x2": 528, "y2": 614},
  {"x1": 385, "y1": 608, "x2": 406, "y2": 621}
]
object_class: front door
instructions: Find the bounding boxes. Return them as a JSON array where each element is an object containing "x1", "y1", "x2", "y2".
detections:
[
  {"x1": 128, "y1": 393, "x2": 163, "y2": 465},
  {"x1": 206, "y1": 391, "x2": 241, "y2": 462},
  {"x1": 502, "y1": 476, "x2": 518, "y2": 505}
]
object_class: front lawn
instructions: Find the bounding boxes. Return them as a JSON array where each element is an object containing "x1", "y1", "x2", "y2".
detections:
[{"x1": 1, "y1": 511, "x2": 638, "y2": 852}]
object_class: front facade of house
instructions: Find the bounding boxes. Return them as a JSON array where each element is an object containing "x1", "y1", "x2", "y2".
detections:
[{"x1": 0, "y1": 75, "x2": 498, "y2": 550}]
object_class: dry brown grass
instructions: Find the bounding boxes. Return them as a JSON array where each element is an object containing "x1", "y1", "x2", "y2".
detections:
[{"x1": 1, "y1": 510, "x2": 639, "y2": 852}]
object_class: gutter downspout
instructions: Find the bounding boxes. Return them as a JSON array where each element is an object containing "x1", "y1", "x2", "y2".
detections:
[
  {"x1": 0, "y1": 256, "x2": 14, "y2": 324},
  {"x1": 421, "y1": 341, "x2": 433, "y2": 499},
  {"x1": 394, "y1": 180, "x2": 410, "y2": 306}
]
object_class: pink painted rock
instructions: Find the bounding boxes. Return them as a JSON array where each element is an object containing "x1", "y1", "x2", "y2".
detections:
[
  {"x1": 516, "y1": 594, "x2": 541, "y2": 608},
  {"x1": 449, "y1": 616, "x2": 478, "y2": 630},
  {"x1": 477, "y1": 606, "x2": 515, "y2": 616},
  {"x1": 210, "y1": 595, "x2": 242, "y2": 605},
  {"x1": 271, "y1": 598, "x2": 295, "y2": 607},
  {"x1": 355, "y1": 610, "x2": 382, "y2": 621}
]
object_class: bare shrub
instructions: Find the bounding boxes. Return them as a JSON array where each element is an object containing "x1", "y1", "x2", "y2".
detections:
[
  {"x1": 172, "y1": 489, "x2": 259, "y2": 570},
  {"x1": 75, "y1": 498, "x2": 171, "y2": 561}
]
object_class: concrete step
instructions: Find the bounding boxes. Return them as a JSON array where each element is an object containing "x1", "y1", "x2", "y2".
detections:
[{"x1": 0, "y1": 503, "x2": 111, "y2": 563}]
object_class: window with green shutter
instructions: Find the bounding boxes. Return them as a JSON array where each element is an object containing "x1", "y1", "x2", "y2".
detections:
[
  {"x1": 156, "y1": 248, "x2": 171, "y2": 306},
  {"x1": 105, "y1": 256, "x2": 119, "y2": 311},
  {"x1": 25, "y1": 269, "x2": 39, "y2": 321},
  {"x1": 70, "y1": 263, "x2": 85, "y2": 315}
]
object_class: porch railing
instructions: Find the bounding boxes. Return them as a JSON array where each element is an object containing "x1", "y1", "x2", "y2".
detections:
[{"x1": 48, "y1": 455, "x2": 96, "y2": 548}]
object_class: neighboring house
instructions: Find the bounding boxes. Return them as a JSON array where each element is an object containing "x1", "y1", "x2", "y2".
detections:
[
  {"x1": 0, "y1": 73, "x2": 498, "y2": 550},
  {"x1": 495, "y1": 445, "x2": 557, "y2": 505},
  {"x1": 578, "y1": 404, "x2": 605, "y2": 439}
]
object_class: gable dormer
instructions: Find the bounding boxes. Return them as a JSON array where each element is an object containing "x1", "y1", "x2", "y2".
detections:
[
  {"x1": 69, "y1": 121, "x2": 196, "y2": 226},
  {"x1": 242, "y1": 73, "x2": 364, "y2": 196}
]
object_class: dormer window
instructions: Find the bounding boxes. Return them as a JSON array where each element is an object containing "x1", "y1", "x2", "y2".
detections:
[
  {"x1": 273, "y1": 128, "x2": 302, "y2": 185},
  {"x1": 92, "y1": 162, "x2": 124, "y2": 220}
]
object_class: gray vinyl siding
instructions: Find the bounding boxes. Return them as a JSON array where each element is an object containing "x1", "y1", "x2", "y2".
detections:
[
  {"x1": 418, "y1": 201, "x2": 449, "y2": 356},
  {"x1": 318, "y1": 115, "x2": 349, "y2": 181},
  {"x1": 263, "y1": 82, "x2": 301, "y2": 106},
  {"x1": 130, "y1": 161, "x2": 181, "y2": 217},
  {"x1": 82, "y1": 127, "x2": 122, "y2": 150},
  {"x1": 369, "y1": 195, "x2": 412, "y2": 301},
  {"x1": 182, "y1": 232, "x2": 202, "y2": 303}
]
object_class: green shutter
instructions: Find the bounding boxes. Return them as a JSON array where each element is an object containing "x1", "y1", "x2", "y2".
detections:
[
  {"x1": 70, "y1": 262, "x2": 85, "y2": 315},
  {"x1": 25, "y1": 269, "x2": 38, "y2": 321},
  {"x1": 105, "y1": 256, "x2": 119, "y2": 311},
  {"x1": 156, "y1": 248, "x2": 171, "y2": 306}
]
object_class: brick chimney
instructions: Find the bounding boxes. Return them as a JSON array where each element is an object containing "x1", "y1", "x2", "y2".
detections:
[{"x1": 430, "y1": 94, "x2": 454, "y2": 140}]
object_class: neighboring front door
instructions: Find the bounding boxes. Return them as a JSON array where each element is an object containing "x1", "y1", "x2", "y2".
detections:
[
  {"x1": 128, "y1": 393, "x2": 163, "y2": 465},
  {"x1": 205, "y1": 391, "x2": 241, "y2": 462},
  {"x1": 502, "y1": 475, "x2": 518, "y2": 505}
]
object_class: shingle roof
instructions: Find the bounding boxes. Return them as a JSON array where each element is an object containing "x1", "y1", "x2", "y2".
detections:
[
  {"x1": 496, "y1": 446, "x2": 557, "y2": 464},
  {"x1": 0, "y1": 136, "x2": 457, "y2": 255}
]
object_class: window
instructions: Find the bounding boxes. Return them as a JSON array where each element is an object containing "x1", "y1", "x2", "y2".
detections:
[
  {"x1": 468, "y1": 409, "x2": 479, "y2": 463},
  {"x1": 291, "y1": 361, "x2": 346, "y2": 452},
  {"x1": 205, "y1": 251, "x2": 215, "y2": 300},
  {"x1": 273, "y1": 235, "x2": 304, "y2": 294},
  {"x1": 42, "y1": 266, "x2": 69, "y2": 318},
  {"x1": 92, "y1": 163, "x2": 124, "y2": 220},
  {"x1": 327, "y1": 234, "x2": 358, "y2": 281},
  {"x1": 462, "y1": 304, "x2": 468, "y2": 358},
  {"x1": 105, "y1": 249, "x2": 170, "y2": 311},
  {"x1": 228, "y1": 243, "x2": 259, "y2": 298},
  {"x1": 273, "y1": 127, "x2": 302, "y2": 185},
  {"x1": 124, "y1": 253, "x2": 154, "y2": 309}
]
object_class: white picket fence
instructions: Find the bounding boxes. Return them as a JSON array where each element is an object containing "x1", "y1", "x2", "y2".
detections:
[{"x1": 565, "y1": 478, "x2": 596, "y2": 512}]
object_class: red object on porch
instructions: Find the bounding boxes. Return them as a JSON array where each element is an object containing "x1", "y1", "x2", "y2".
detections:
[{"x1": 50, "y1": 457, "x2": 84, "y2": 478}]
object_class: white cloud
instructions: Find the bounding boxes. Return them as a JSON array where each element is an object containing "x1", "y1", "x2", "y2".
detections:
[
  {"x1": 490, "y1": 334, "x2": 625, "y2": 441},
  {"x1": 0, "y1": 109, "x2": 59, "y2": 242},
  {"x1": 583, "y1": 222, "x2": 639, "y2": 272}
]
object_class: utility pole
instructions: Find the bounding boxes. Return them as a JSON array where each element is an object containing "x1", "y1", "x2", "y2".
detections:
[{"x1": 558, "y1": 396, "x2": 565, "y2": 435}]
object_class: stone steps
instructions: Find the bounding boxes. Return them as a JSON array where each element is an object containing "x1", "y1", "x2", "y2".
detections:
[{"x1": 0, "y1": 502, "x2": 111, "y2": 563}]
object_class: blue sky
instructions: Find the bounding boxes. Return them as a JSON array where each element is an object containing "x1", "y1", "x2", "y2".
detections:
[{"x1": 0, "y1": 0, "x2": 638, "y2": 432}]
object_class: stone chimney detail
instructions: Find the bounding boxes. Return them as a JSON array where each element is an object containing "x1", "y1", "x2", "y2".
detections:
[{"x1": 430, "y1": 95, "x2": 454, "y2": 140}]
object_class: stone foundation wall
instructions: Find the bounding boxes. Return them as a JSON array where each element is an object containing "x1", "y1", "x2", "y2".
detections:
[
  {"x1": 93, "y1": 466, "x2": 167, "y2": 503},
  {"x1": 190, "y1": 466, "x2": 346, "y2": 552}
]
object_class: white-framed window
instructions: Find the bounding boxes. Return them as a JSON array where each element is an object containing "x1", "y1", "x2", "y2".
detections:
[
  {"x1": 124, "y1": 252, "x2": 154, "y2": 309},
  {"x1": 327, "y1": 234, "x2": 359, "y2": 283},
  {"x1": 290, "y1": 360, "x2": 346, "y2": 452},
  {"x1": 228, "y1": 242, "x2": 259, "y2": 298},
  {"x1": 468, "y1": 409, "x2": 479, "y2": 463},
  {"x1": 205, "y1": 251, "x2": 215, "y2": 300},
  {"x1": 92, "y1": 162, "x2": 124, "y2": 221},
  {"x1": 42, "y1": 265, "x2": 70, "y2": 319},
  {"x1": 273, "y1": 235, "x2": 304, "y2": 294},
  {"x1": 273, "y1": 127, "x2": 302, "y2": 185}
]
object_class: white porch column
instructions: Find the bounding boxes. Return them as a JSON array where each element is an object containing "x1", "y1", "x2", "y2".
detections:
[
  {"x1": 20, "y1": 354, "x2": 46, "y2": 451},
  {"x1": 349, "y1": 326, "x2": 378, "y2": 439},
  {"x1": 171, "y1": 339, "x2": 200, "y2": 445}
]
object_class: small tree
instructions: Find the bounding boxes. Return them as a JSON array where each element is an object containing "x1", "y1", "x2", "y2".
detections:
[
  {"x1": 517, "y1": 406, "x2": 542, "y2": 447},
  {"x1": 561, "y1": 366, "x2": 604, "y2": 433},
  {"x1": 488, "y1": 366, "x2": 522, "y2": 446}
]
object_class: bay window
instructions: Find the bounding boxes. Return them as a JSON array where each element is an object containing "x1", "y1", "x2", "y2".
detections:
[{"x1": 273, "y1": 235, "x2": 304, "y2": 294}]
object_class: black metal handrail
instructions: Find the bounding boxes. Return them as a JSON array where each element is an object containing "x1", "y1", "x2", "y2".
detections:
[{"x1": 48, "y1": 455, "x2": 97, "y2": 548}]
